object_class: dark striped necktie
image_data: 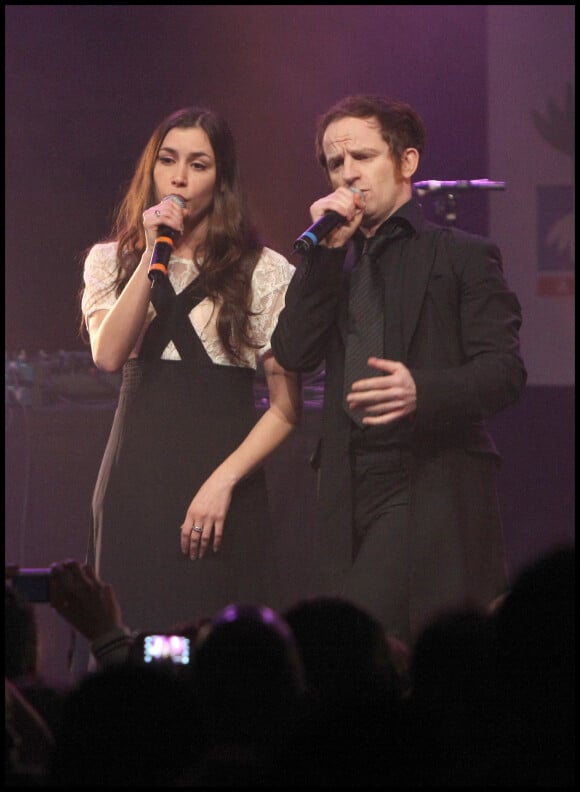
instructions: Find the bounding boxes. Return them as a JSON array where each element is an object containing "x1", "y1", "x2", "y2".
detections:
[{"x1": 342, "y1": 220, "x2": 407, "y2": 426}]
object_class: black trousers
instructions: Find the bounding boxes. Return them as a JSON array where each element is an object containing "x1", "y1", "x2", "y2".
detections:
[{"x1": 341, "y1": 447, "x2": 412, "y2": 643}]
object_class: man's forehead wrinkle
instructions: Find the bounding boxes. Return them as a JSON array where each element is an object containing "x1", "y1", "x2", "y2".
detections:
[{"x1": 324, "y1": 118, "x2": 381, "y2": 152}]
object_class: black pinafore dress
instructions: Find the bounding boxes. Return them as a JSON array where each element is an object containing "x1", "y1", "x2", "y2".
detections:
[{"x1": 87, "y1": 277, "x2": 280, "y2": 632}]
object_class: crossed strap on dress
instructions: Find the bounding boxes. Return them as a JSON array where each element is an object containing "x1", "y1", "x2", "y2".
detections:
[{"x1": 140, "y1": 275, "x2": 208, "y2": 364}]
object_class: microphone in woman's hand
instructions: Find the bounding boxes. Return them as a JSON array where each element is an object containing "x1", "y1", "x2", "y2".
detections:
[{"x1": 148, "y1": 195, "x2": 186, "y2": 283}]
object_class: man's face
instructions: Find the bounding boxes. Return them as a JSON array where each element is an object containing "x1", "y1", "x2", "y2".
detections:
[{"x1": 322, "y1": 116, "x2": 414, "y2": 233}]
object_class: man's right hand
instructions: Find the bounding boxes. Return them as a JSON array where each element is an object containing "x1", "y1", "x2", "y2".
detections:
[{"x1": 309, "y1": 186, "x2": 365, "y2": 248}]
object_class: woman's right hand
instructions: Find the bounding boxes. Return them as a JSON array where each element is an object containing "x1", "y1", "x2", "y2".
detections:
[{"x1": 142, "y1": 196, "x2": 185, "y2": 251}]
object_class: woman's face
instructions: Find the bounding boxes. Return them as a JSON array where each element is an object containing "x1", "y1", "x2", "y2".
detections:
[{"x1": 153, "y1": 126, "x2": 217, "y2": 226}]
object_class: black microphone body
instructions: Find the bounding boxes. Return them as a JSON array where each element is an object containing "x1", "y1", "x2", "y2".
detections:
[
  {"x1": 293, "y1": 188, "x2": 364, "y2": 254},
  {"x1": 293, "y1": 211, "x2": 345, "y2": 254},
  {"x1": 148, "y1": 195, "x2": 186, "y2": 284}
]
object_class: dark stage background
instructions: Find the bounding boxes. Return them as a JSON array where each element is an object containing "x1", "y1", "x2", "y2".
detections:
[{"x1": 5, "y1": 5, "x2": 574, "y2": 687}]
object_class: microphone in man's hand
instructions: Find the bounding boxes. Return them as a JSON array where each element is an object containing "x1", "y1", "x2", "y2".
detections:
[
  {"x1": 293, "y1": 188, "x2": 364, "y2": 254},
  {"x1": 148, "y1": 194, "x2": 186, "y2": 284}
]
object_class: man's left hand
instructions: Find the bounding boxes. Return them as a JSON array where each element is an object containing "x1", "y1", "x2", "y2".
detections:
[{"x1": 346, "y1": 357, "x2": 417, "y2": 425}]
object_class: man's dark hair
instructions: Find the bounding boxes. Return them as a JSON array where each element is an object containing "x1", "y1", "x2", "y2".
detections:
[{"x1": 315, "y1": 94, "x2": 426, "y2": 172}]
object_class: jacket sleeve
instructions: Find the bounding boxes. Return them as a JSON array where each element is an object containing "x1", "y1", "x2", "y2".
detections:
[
  {"x1": 271, "y1": 246, "x2": 347, "y2": 372},
  {"x1": 411, "y1": 231, "x2": 527, "y2": 431}
]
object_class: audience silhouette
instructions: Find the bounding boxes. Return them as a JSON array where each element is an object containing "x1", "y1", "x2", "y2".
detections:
[
  {"x1": 46, "y1": 662, "x2": 199, "y2": 787},
  {"x1": 5, "y1": 544, "x2": 574, "y2": 787},
  {"x1": 184, "y1": 603, "x2": 306, "y2": 786},
  {"x1": 405, "y1": 607, "x2": 514, "y2": 785},
  {"x1": 492, "y1": 544, "x2": 575, "y2": 786},
  {"x1": 5, "y1": 581, "x2": 68, "y2": 785},
  {"x1": 5, "y1": 676, "x2": 54, "y2": 787},
  {"x1": 283, "y1": 596, "x2": 410, "y2": 785}
]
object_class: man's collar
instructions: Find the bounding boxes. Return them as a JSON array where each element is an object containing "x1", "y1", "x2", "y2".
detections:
[
  {"x1": 354, "y1": 198, "x2": 425, "y2": 249},
  {"x1": 378, "y1": 198, "x2": 423, "y2": 236}
]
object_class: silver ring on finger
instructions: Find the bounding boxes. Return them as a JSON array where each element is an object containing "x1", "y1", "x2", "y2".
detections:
[{"x1": 192, "y1": 525, "x2": 203, "y2": 534}]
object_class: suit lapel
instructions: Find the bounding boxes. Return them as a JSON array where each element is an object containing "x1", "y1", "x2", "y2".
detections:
[{"x1": 375, "y1": 232, "x2": 438, "y2": 357}]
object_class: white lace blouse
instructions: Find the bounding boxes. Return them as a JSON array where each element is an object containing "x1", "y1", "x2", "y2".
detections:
[{"x1": 81, "y1": 241, "x2": 295, "y2": 368}]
